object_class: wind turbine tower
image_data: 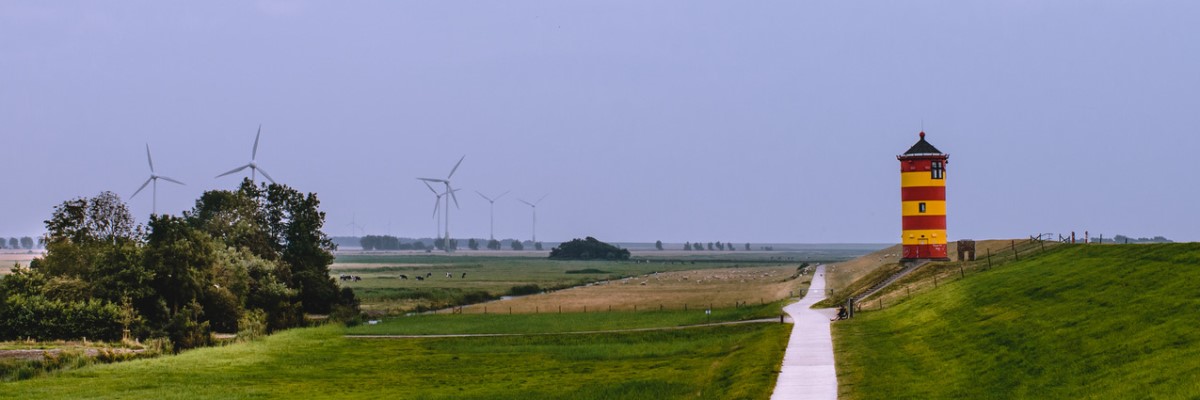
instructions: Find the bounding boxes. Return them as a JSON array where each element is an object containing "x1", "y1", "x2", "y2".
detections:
[
  {"x1": 131, "y1": 144, "x2": 186, "y2": 215},
  {"x1": 417, "y1": 156, "x2": 465, "y2": 253},
  {"x1": 216, "y1": 125, "x2": 277, "y2": 184},
  {"x1": 475, "y1": 190, "x2": 509, "y2": 241},
  {"x1": 517, "y1": 194, "x2": 548, "y2": 245}
]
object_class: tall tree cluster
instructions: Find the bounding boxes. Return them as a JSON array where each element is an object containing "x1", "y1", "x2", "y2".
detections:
[{"x1": 0, "y1": 180, "x2": 355, "y2": 350}]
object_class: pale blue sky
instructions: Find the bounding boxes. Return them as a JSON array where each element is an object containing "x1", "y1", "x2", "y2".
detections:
[{"x1": 2, "y1": 1, "x2": 1197, "y2": 243}]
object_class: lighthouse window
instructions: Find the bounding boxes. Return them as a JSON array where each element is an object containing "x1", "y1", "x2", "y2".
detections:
[
  {"x1": 919, "y1": 202, "x2": 927, "y2": 213},
  {"x1": 931, "y1": 161, "x2": 944, "y2": 179}
]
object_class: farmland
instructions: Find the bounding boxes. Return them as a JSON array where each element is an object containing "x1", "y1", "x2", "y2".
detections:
[{"x1": 331, "y1": 249, "x2": 867, "y2": 314}]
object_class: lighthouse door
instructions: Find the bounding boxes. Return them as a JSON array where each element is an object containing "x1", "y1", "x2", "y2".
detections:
[{"x1": 917, "y1": 238, "x2": 930, "y2": 258}]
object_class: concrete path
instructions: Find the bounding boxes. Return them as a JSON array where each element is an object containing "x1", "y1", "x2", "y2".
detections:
[{"x1": 771, "y1": 264, "x2": 838, "y2": 400}]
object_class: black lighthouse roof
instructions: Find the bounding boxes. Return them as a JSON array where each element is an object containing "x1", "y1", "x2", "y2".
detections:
[{"x1": 903, "y1": 131, "x2": 943, "y2": 155}]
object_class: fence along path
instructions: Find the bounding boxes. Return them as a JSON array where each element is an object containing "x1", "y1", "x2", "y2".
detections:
[{"x1": 771, "y1": 264, "x2": 838, "y2": 400}]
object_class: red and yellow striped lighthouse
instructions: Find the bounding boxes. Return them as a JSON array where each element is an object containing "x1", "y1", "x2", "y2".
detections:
[{"x1": 898, "y1": 132, "x2": 950, "y2": 261}]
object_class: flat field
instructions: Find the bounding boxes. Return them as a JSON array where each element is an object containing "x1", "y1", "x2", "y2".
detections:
[
  {"x1": 0, "y1": 251, "x2": 41, "y2": 274},
  {"x1": 461, "y1": 265, "x2": 812, "y2": 314},
  {"x1": 3, "y1": 320, "x2": 790, "y2": 399},
  {"x1": 332, "y1": 252, "x2": 842, "y2": 315}
]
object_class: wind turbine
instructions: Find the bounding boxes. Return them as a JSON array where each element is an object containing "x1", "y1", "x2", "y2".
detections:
[
  {"x1": 417, "y1": 156, "x2": 464, "y2": 253},
  {"x1": 346, "y1": 214, "x2": 366, "y2": 236},
  {"x1": 423, "y1": 181, "x2": 444, "y2": 240},
  {"x1": 216, "y1": 125, "x2": 276, "y2": 184},
  {"x1": 517, "y1": 194, "x2": 548, "y2": 245},
  {"x1": 475, "y1": 190, "x2": 509, "y2": 241},
  {"x1": 131, "y1": 144, "x2": 185, "y2": 215}
]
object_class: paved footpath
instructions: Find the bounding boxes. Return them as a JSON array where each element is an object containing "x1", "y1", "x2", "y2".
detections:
[{"x1": 771, "y1": 264, "x2": 838, "y2": 400}]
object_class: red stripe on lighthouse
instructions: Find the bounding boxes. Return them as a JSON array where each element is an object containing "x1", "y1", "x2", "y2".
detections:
[
  {"x1": 901, "y1": 186, "x2": 946, "y2": 201},
  {"x1": 902, "y1": 216, "x2": 947, "y2": 230}
]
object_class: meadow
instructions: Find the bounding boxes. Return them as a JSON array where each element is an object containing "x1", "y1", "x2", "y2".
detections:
[
  {"x1": 833, "y1": 243, "x2": 1200, "y2": 399},
  {"x1": 2, "y1": 318, "x2": 790, "y2": 399},
  {"x1": 347, "y1": 302, "x2": 785, "y2": 335},
  {"x1": 333, "y1": 251, "x2": 847, "y2": 314}
]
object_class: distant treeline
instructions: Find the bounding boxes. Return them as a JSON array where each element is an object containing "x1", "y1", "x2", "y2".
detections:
[
  {"x1": 0, "y1": 236, "x2": 41, "y2": 250},
  {"x1": 1104, "y1": 235, "x2": 1173, "y2": 244},
  {"x1": 353, "y1": 235, "x2": 546, "y2": 251}
]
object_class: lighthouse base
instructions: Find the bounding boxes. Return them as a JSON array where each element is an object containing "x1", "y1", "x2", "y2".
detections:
[{"x1": 901, "y1": 244, "x2": 949, "y2": 261}]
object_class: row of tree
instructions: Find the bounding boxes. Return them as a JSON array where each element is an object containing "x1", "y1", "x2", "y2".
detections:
[
  {"x1": 0, "y1": 236, "x2": 38, "y2": 250},
  {"x1": 0, "y1": 180, "x2": 356, "y2": 350},
  {"x1": 358, "y1": 235, "x2": 544, "y2": 251},
  {"x1": 653, "y1": 241, "x2": 754, "y2": 251}
]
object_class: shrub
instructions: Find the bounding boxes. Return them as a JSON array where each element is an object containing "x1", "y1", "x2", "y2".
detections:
[{"x1": 507, "y1": 284, "x2": 541, "y2": 296}]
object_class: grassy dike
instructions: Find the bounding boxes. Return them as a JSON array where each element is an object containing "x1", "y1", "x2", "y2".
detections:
[
  {"x1": 833, "y1": 243, "x2": 1200, "y2": 399},
  {"x1": 2, "y1": 310, "x2": 791, "y2": 399}
]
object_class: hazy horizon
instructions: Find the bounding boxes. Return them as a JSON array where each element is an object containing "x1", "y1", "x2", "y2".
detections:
[{"x1": 3, "y1": 2, "x2": 1197, "y2": 243}]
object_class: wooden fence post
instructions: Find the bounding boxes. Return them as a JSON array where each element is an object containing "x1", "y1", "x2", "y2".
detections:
[
  {"x1": 987, "y1": 248, "x2": 992, "y2": 269},
  {"x1": 1012, "y1": 240, "x2": 1019, "y2": 261}
]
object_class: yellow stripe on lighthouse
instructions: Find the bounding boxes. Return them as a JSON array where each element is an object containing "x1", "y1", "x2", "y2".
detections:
[
  {"x1": 900, "y1": 171, "x2": 948, "y2": 188},
  {"x1": 901, "y1": 201, "x2": 946, "y2": 216},
  {"x1": 901, "y1": 229, "x2": 948, "y2": 245}
]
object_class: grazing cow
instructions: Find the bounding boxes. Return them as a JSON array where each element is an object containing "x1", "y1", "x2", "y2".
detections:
[
  {"x1": 416, "y1": 276, "x2": 425, "y2": 281},
  {"x1": 399, "y1": 274, "x2": 408, "y2": 280},
  {"x1": 426, "y1": 272, "x2": 432, "y2": 278},
  {"x1": 353, "y1": 276, "x2": 362, "y2": 282},
  {"x1": 446, "y1": 272, "x2": 452, "y2": 278},
  {"x1": 339, "y1": 275, "x2": 351, "y2": 281},
  {"x1": 461, "y1": 272, "x2": 466, "y2": 279}
]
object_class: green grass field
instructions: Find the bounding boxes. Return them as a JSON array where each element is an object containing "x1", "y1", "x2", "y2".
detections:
[
  {"x1": 833, "y1": 243, "x2": 1200, "y2": 399},
  {"x1": 347, "y1": 303, "x2": 784, "y2": 335},
  {"x1": 3, "y1": 321, "x2": 790, "y2": 399}
]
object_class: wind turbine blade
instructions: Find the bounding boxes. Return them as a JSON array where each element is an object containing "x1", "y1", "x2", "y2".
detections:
[
  {"x1": 447, "y1": 155, "x2": 465, "y2": 179},
  {"x1": 417, "y1": 177, "x2": 447, "y2": 183},
  {"x1": 423, "y1": 181, "x2": 439, "y2": 195},
  {"x1": 145, "y1": 143, "x2": 155, "y2": 173},
  {"x1": 255, "y1": 166, "x2": 277, "y2": 184},
  {"x1": 536, "y1": 193, "x2": 549, "y2": 205},
  {"x1": 131, "y1": 177, "x2": 153, "y2": 199},
  {"x1": 518, "y1": 199, "x2": 534, "y2": 207},
  {"x1": 216, "y1": 164, "x2": 251, "y2": 178},
  {"x1": 253, "y1": 124, "x2": 262, "y2": 160},
  {"x1": 475, "y1": 191, "x2": 492, "y2": 202},
  {"x1": 449, "y1": 186, "x2": 460, "y2": 209},
  {"x1": 433, "y1": 198, "x2": 441, "y2": 218},
  {"x1": 495, "y1": 190, "x2": 510, "y2": 201},
  {"x1": 159, "y1": 176, "x2": 186, "y2": 185}
]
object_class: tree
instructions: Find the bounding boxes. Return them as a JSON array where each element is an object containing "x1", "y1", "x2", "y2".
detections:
[
  {"x1": 745, "y1": 243, "x2": 751, "y2": 251},
  {"x1": 655, "y1": 240, "x2": 663, "y2": 251},
  {"x1": 549, "y1": 237, "x2": 630, "y2": 260},
  {"x1": 706, "y1": 242, "x2": 714, "y2": 251},
  {"x1": 715, "y1": 242, "x2": 725, "y2": 251},
  {"x1": 487, "y1": 239, "x2": 501, "y2": 250},
  {"x1": 534, "y1": 242, "x2": 543, "y2": 251},
  {"x1": 511, "y1": 240, "x2": 524, "y2": 251},
  {"x1": 8, "y1": 238, "x2": 18, "y2": 249},
  {"x1": 0, "y1": 239, "x2": 5, "y2": 249},
  {"x1": 468, "y1": 238, "x2": 479, "y2": 250}
]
